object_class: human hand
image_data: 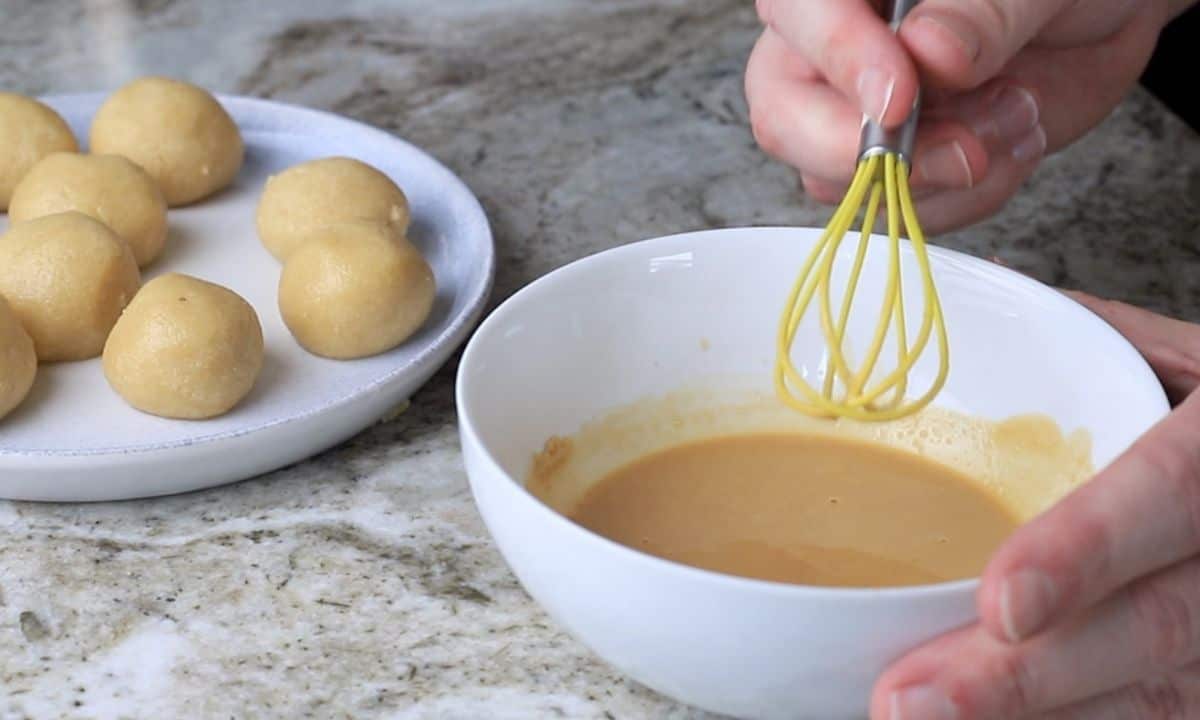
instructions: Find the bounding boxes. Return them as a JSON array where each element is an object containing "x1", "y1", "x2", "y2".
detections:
[
  {"x1": 745, "y1": 0, "x2": 1170, "y2": 233},
  {"x1": 870, "y1": 292, "x2": 1200, "y2": 719}
]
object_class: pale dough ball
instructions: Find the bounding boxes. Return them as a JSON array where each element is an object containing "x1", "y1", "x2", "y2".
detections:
[
  {"x1": 89, "y1": 77, "x2": 243, "y2": 207},
  {"x1": 0, "y1": 93, "x2": 78, "y2": 211},
  {"x1": 9, "y1": 152, "x2": 168, "y2": 267},
  {"x1": 256, "y1": 157, "x2": 410, "y2": 261},
  {"x1": 279, "y1": 221, "x2": 435, "y2": 359},
  {"x1": 103, "y1": 273, "x2": 264, "y2": 420},
  {"x1": 0, "y1": 294, "x2": 37, "y2": 421},
  {"x1": 0, "y1": 212, "x2": 141, "y2": 362}
]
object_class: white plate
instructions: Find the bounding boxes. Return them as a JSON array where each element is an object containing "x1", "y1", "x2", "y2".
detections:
[{"x1": 0, "y1": 93, "x2": 494, "y2": 502}]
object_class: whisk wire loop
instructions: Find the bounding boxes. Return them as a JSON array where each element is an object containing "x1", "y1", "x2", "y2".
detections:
[{"x1": 774, "y1": 154, "x2": 949, "y2": 421}]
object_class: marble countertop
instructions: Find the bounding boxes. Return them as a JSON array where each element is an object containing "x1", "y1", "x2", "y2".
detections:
[{"x1": 0, "y1": 1, "x2": 1197, "y2": 718}]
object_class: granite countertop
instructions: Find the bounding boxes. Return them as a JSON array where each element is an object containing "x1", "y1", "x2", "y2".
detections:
[{"x1": 1, "y1": 1, "x2": 1197, "y2": 718}]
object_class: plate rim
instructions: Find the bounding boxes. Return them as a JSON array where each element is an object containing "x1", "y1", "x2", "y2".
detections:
[{"x1": 1, "y1": 92, "x2": 495, "y2": 459}]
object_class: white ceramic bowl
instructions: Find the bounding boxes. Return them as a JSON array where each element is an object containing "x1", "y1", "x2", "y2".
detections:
[{"x1": 456, "y1": 227, "x2": 1168, "y2": 720}]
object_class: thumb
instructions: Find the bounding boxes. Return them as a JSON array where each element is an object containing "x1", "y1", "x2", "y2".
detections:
[{"x1": 898, "y1": 0, "x2": 1071, "y2": 90}]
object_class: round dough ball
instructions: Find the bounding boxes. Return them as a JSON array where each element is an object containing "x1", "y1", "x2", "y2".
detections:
[
  {"x1": 103, "y1": 273, "x2": 264, "y2": 420},
  {"x1": 89, "y1": 77, "x2": 243, "y2": 207},
  {"x1": 0, "y1": 212, "x2": 141, "y2": 362},
  {"x1": 279, "y1": 221, "x2": 435, "y2": 359},
  {"x1": 9, "y1": 152, "x2": 168, "y2": 267},
  {"x1": 0, "y1": 294, "x2": 37, "y2": 421},
  {"x1": 0, "y1": 93, "x2": 78, "y2": 211},
  {"x1": 256, "y1": 157, "x2": 410, "y2": 261}
]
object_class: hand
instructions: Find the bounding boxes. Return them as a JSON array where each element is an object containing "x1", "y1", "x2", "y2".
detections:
[
  {"x1": 870, "y1": 292, "x2": 1200, "y2": 719},
  {"x1": 745, "y1": 0, "x2": 1170, "y2": 234}
]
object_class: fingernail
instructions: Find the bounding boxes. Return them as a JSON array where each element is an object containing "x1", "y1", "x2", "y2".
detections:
[
  {"x1": 858, "y1": 67, "x2": 896, "y2": 125},
  {"x1": 1011, "y1": 125, "x2": 1047, "y2": 162},
  {"x1": 1000, "y1": 569, "x2": 1058, "y2": 642},
  {"x1": 975, "y1": 86, "x2": 1040, "y2": 144},
  {"x1": 889, "y1": 685, "x2": 958, "y2": 720},
  {"x1": 912, "y1": 14, "x2": 980, "y2": 62},
  {"x1": 915, "y1": 141, "x2": 973, "y2": 188}
]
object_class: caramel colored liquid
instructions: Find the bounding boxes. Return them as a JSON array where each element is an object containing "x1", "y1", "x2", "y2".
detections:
[{"x1": 569, "y1": 433, "x2": 1019, "y2": 588}]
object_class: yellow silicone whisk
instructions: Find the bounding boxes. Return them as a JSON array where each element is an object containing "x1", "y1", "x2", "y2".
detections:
[{"x1": 774, "y1": 0, "x2": 948, "y2": 422}]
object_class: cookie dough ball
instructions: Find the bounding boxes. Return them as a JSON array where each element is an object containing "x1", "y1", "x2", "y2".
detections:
[
  {"x1": 9, "y1": 152, "x2": 168, "y2": 267},
  {"x1": 103, "y1": 273, "x2": 264, "y2": 420},
  {"x1": 0, "y1": 212, "x2": 140, "y2": 362},
  {"x1": 256, "y1": 157, "x2": 410, "y2": 261},
  {"x1": 89, "y1": 77, "x2": 243, "y2": 207},
  {"x1": 0, "y1": 93, "x2": 78, "y2": 211},
  {"x1": 279, "y1": 221, "x2": 435, "y2": 359},
  {"x1": 0, "y1": 294, "x2": 37, "y2": 421}
]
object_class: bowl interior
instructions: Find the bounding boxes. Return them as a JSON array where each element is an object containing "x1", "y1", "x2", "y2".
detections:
[{"x1": 462, "y1": 227, "x2": 1167, "y2": 507}]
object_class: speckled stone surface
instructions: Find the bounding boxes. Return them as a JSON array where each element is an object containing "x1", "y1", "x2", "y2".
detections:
[{"x1": 0, "y1": 1, "x2": 1197, "y2": 718}]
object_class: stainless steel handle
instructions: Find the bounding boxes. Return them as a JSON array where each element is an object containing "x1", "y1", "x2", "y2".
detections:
[
  {"x1": 880, "y1": 0, "x2": 921, "y2": 31},
  {"x1": 858, "y1": 0, "x2": 921, "y2": 165}
]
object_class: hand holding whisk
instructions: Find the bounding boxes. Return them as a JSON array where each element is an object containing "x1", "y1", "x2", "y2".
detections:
[{"x1": 774, "y1": 0, "x2": 948, "y2": 422}]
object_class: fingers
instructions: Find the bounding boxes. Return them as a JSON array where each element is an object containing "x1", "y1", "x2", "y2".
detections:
[
  {"x1": 898, "y1": 0, "x2": 1074, "y2": 90},
  {"x1": 872, "y1": 559, "x2": 1200, "y2": 719},
  {"x1": 906, "y1": 127, "x2": 1042, "y2": 233},
  {"x1": 800, "y1": 174, "x2": 850, "y2": 205},
  {"x1": 748, "y1": 29, "x2": 987, "y2": 198},
  {"x1": 896, "y1": 5, "x2": 1164, "y2": 229},
  {"x1": 955, "y1": 4, "x2": 1164, "y2": 156},
  {"x1": 908, "y1": 119, "x2": 990, "y2": 192},
  {"x1": 1038, "y1": 665, "x2": 1200, "y2": 720},
  {"x1": 1034, "y1": 0, "x2": 1156, "y2": 50},
  {"x1": 746, "y1": 28, "x2": 862, "y2": 183},
  {"x1": 750, "y1": 0, "x2": 1164, "y2": 230},
  {"x1": 1064, "y1": 292, "x2": 1200, "y2": 404},
  {"x1": 924, "y1": 79, "x2": 1042, "y2": 155},
  {"x1": 756, "y1": 0, "x2": 919, "y2": 126},
  {"x1": 977, "y1": 392, "x2": 1200, "y2": 646},
  {"x1": 897, "y1": 0, "x2": 1153, "y2": 93}
]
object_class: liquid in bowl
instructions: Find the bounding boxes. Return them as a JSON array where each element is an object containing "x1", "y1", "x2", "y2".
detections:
[{"x1": 528, "y1": 390, "x2": 1093, "y2": 589}]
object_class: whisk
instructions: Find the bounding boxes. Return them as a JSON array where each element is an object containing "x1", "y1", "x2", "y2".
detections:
[{"x1": 774, "y1": 0, "x2": 948, "y2": 422}]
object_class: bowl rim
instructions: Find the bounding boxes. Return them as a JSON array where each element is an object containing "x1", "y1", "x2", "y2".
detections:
[{"x1": 456, "y1": 226, "x2": 1170, "y2": 600}]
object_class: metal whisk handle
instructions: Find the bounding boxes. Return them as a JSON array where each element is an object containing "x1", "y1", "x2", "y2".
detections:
[{"x1": 858, "y1": 0, "x2": 921, "y2": 166}]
